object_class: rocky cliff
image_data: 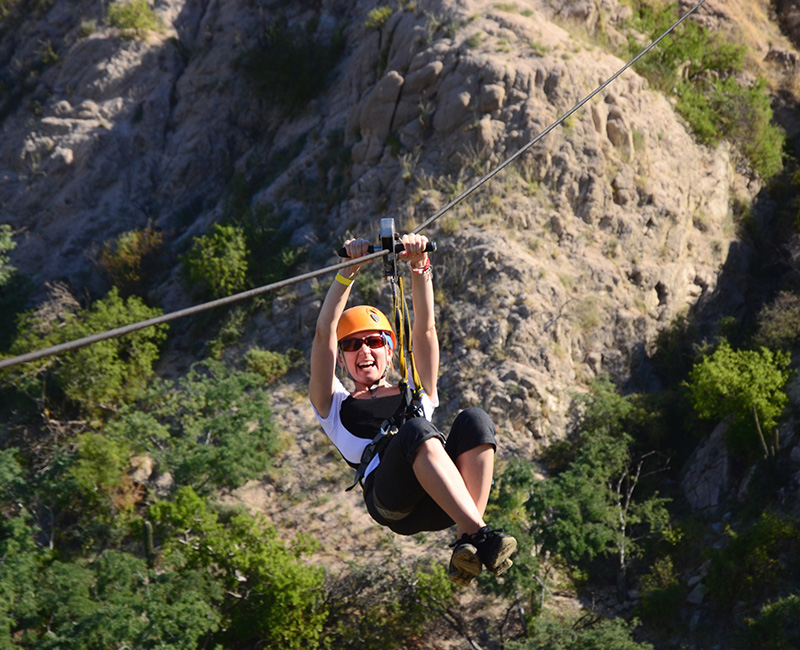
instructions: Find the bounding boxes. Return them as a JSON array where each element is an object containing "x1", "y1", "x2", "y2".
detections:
[{"x1": 3, "y1": 0, "x2": 794, "y2": 443}]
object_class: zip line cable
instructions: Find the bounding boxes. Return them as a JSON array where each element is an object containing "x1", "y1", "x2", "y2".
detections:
[
  {"x1": 0, "y1": 252, "x2": 388, "y2": 370},
  {"x1": 0, "y1": 0, "x2": 707, "y2": 371}
]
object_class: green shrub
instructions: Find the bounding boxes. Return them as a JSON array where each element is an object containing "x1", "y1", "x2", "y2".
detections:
[
  {"x1": 706, "y1": 513, "x2": 800, "y2": 613},
  {"x1": 743, "y1": 594, "x2": 800, "y2": 650},
  {"x1": 99, "y1": 225, "x2": 164, "y2": 294},
  {"x1": 635, "y1": 556, "x2": 686, "y2": 630},
  {"x1": 365, "y1": 6, "x2": 393, "y2": 29},
  {"x1": 107, "y1": 0, "x2": 164, "y2": 40},
  {"x1": 322, "y1": 556, "x2": 454, "y2": 650},
  {"x1": 5, "y1": 286, "x2": 167, "y2": 415},
  {"x1": 107, "y1": 360, "x2": 285, "y2": 494},
  {"x1": 245, "y1": 347, "x2": 293, "y2": 384},
  {"x1": 508, "y1": 615, "x2": 654, "y2": 650},
  {"x1": 0, "y1": 224, "x2": 15, "y2": 287},
  {"x1": 33, "y1": 551, "x2": 221, "y2": 649},
  {"x1": 627, "y1": 2, "x2": 785, "y2": 179},
  {"x1": 686, "y1": 342, "x2": 793, "y2": 459},
  {"x1": 225, "y1": 202, "x2": 305, "y2": 288},
  {"x1": 151, "y1": 487, "x2": 326, "y2": 649},
  {"x1": 241, "y1": 18, "x2": 345, "y2": 112},
  {"x1": 182, "y1": 223, "x2": 249, "y2": 299},
  {"x1": 754, "y1": 291, "x2": 800, "y2": 350}
]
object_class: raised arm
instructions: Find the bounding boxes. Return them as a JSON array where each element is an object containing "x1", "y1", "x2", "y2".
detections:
[
  {"x1": 400, "y1": 233, "x2": 439, "y2": 400},
  {"x1": 309, "y1": 238, "x2": 370, "y2": 418}
]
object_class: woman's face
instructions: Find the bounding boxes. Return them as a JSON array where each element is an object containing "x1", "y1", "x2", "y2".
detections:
[{"x1": 340, "y1": 329, "x2": 392, "y2": 386}]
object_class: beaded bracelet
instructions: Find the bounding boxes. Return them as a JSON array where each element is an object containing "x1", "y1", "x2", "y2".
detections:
[{"x1": 410, "y1": 258, "x2": 432, "y2": 275}]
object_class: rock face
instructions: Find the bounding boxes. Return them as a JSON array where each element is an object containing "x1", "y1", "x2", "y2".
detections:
[{"x1": 0, "y1": 0, "x2": 795, "y2": 456}]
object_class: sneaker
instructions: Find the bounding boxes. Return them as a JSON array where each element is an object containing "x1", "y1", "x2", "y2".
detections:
[
  {"x1": 447, "y1": 534, "x2": 482, "y2": 587},
  {"x1": 470, "y1": 526, "x2": 517, "y2": 576}
]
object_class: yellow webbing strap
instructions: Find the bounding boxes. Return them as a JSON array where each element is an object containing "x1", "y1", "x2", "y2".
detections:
[{"x1": 392, "y1": 276, "x2": 423, "y2": 398}]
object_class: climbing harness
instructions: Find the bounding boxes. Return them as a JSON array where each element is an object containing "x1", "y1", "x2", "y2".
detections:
[{"x1": 345, "y1": 218, "x2": 433, "y2": 491}]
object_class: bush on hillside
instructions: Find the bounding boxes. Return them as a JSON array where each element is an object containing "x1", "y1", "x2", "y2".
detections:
[
  {"x1": 3, "y1": 285, "x2": 167, "y2": 415},
  {"x1": 706, "y1": 513, "x2": 800, "y2": 614},
  {"x1": 754, "y1": 291, "x2": 800, "y2": 350},
  {"x1": 98, "y1": 224, "x2": 164, "y2": 295},
  {"x1": 107, "y1": 0, "x2": 164, "y2": 40},
  {"x1": 151, "y1": 487, "x2": 327, "y2": 649},
  {"x1": 627, "y1": 2, "x2": 785, "y2": 179},
  {"x1": 182, "y1": 223, "x2": 249, "y2": 299},
  {"x1": 106, "y1": 360, "x2": 284, "y2": 494}
]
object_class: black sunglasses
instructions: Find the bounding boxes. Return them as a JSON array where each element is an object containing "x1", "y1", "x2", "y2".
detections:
[{"x1": 340, "y1": 334, "x2": 388, "y2": 352}]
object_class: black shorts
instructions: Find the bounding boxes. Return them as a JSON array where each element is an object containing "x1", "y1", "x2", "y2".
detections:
[{"x1": 362, "y1": 407, "x2": 496, "y2": 536}]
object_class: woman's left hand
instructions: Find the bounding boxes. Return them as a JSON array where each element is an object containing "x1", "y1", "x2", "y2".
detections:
[{"x1": 400, "y1": 233, "x2": 429, "y2": 270}]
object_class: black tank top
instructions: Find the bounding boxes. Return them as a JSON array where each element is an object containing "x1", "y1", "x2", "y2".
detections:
[{"x1": 339, "y1": 393, "x2": 403, "y2": 442}]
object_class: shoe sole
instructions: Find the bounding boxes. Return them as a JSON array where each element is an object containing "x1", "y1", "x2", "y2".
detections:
[
  {"x1": 486, "y1": 537, "x2": 517, "y2": 575},
  {"x1": 492, "y1": 557, "x2": 513, "y2": 577},
  {"x1": 448, "y1": 544, "x2": 482, "y2": 586}
]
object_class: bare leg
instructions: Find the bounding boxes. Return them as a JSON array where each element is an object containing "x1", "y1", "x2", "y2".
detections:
[
  {"x1": 413, "y1": 438, "x2": 485, "y2": 536},
  {"x1": 455, "y1": 443, "x2": 495, "y2": 517}
]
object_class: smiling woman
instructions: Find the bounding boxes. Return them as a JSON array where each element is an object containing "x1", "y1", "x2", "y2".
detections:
[{"x1": 308, "y1": 234, "x2": 516, "y2": 587}]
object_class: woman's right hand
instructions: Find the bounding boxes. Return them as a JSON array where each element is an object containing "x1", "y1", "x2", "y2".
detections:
[{"x1": 342, "y1": 237, "x2": 371, "y2": 273}]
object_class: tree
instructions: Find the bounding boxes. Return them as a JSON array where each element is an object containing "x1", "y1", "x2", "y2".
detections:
[
  {"x1": 30, "y1": 552, "x2": 221, "y2": 649},
  {"x1": 686, "y1": 342, "x2": 793, "y2": 459},
  {"x1": 150, "y1": 487, "x2": 327, "y2": 649},
  {"x1": 107, "y1": 360, "x2": 285, "y2": 495},
  {"x1": 4, "y1": 286, "x2": 167, "y2": 416},
  {"x1": 526, "y1": 378, "x2": 674, "y2": 598},
  {"x1": 507, "y1": 614, "x2": 654, "y2": 650}
]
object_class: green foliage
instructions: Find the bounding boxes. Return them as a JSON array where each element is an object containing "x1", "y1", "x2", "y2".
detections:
[
  {"x1": 0, "y1": 225, "x2": 31, "y2": 352},
  {"x1": 224, "y1": 200, "x2": 305, "y2": 288},
  {"x1": 483, "y1": 458, "x2": 545, "y2": 615},
  {"x1": 241, "y1": 18, "x2": 346, "y2": 112},
  {"x1": 245, "y1": 346, "x2": 294, "y2": 384},
  {"x1": 107, "y1": 360, "x2": 284, "y2": 494},
  {"x1": 107, "y1": 0, "x2": 165, "y2": 39},
  {"x1": 754, "y1": 291, "x2": 800, "y2": 350},
  {"x1": 69, "y1": 432, "x2": 137, "y2": 528},
  {"x1": 526, "y1": 378, "x2": 674, "y2": 583},
  {"x1": 182, "y1": 223, "x2": 249, "y2": 299},
  {"x1": 635, "y1": 556, "x2": 686, "y2": 630},
  {"x1": 151, "y1": 487, "x2": 326, "y2": 649},
  {"x1": 0, "y1": 510, "x2": 44, "y2": 645},
  {"x1": 32, "y1": 551, "x2": 221, "y2": 649},
  {"x1": 508, "y1": 615, "x2": 654, "y2": 650},
  {"x1": 365, "y1": 6, "x2": 393, "y2": 29},
  {"x1": 706, "y1": 513, "x2": 800, "y2": 613},
  {"x1": 627, "y1": 2, "x2": 784, "y2": 179},
  {"x1": 5, "y1": 287, "x2": 167, "y2": 415},
  {"x1": 743, "y1": 593, "x2": 800, "y2": 650},
  {"x1": 321, "y1": 555, "x2": 454, "y2": 649},
  {"x1": 98, "y1": 225, "x2": 164, "y2": 295},
  {"x1": 0, "y1": 224, "x2": 15, "y2": 288},
  {"x1": 686, "y1": 341, "x2": 793, "y2": 459}
]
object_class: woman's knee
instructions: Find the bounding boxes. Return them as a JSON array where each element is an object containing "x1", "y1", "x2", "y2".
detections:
[{"x1": 447, "y1": 407, "x2": 497, "y2": 457}]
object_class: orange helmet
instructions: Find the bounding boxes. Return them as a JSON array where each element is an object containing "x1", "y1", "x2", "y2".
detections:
[{"x1": 337, "y1": 305, "x2": 396, "y2": 350}]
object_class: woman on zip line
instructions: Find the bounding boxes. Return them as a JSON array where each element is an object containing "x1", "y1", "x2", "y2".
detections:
[{"x1": 309, "y1": 232, "x2": 516, "y2": 586}]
